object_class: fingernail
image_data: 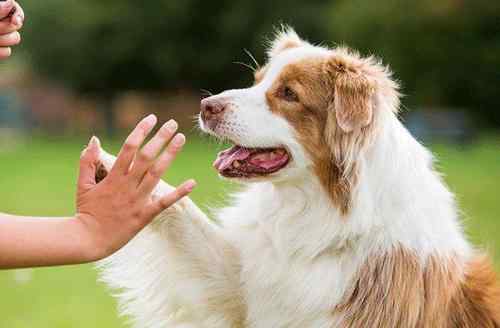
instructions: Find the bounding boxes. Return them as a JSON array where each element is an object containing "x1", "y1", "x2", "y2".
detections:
[
  {"x1": 185, "y1": 179, "x2": 196, "y2": 192},
  {"x1": 143, "y1": 114, "x2": 157, "y2": 126},
  {"x1": 89, "y1": 136, "x2": 100, "y2": 148},
  {"x1": 172, "y1": 133, "x2": 185, "y2": 146},
  {"x1": 164, "y1": 119, "x2": 178, "y2": 132}
]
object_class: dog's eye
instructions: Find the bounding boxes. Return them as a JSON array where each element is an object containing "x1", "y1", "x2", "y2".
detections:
[{"x1": 280, "y1": 86, "x2": 298, "y2": 102}]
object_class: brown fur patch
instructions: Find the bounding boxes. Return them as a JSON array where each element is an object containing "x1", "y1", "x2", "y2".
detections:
[
  {"x1": 449, "y1": 255, "x2": 500, "y2": 327},
  {"x1": 335, "y1": 247, "x2": 500, "y2": 327},
  {"x1": 264, "y1": 53, "x2": 379, "y2": 215},
  {"x1": 273, "y1": 39, "x2": 301, "y2": 54},
  {"x1": 328, "y1": 57, "x2": 374, "y2": 132},
  {"x1": 265, "y1": 57, "x2": 349, "y2": 214}
]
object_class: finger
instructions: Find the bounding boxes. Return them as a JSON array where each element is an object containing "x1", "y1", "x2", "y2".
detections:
[
  {"x1": 0, "y1": 20, "x2": 21, "y2": 34},
  {"x1": 138, "y1": 133, "x2": 185, "y2": 195},
  {"x1": 0, "y1": 31, "x2": 20, "y2": 47},
  {"x1": 77, "y1": 136, "x2": 101, "y2": 193},
  {"x1": 10, "y1": 1, "x2": 23, "y2": 27},
  {"x1": 143, "y1": 179, "x2": 196, "y2": 221},
  {"x1": 111, "y1": 114, "x2": 157, "y2": 176},
  {"x1": 130, "y1": 119, "x2": 178, "y2": 183},
  {"x1": 0, "y1": 0, "x2": 14, "y2": 21},
  {"x1": 0, "y1": 46, "x2": 11, "y2": 59},
  {"x1": 0, "y1": 2, "x2": 24, "y2": 30}
]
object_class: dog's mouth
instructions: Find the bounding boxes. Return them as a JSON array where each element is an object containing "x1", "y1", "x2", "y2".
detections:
[{"x1": 213, "y1": 144, "x2": 290, "y2": 178}]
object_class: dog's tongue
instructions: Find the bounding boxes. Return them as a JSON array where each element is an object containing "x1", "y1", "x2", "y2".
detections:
[{"x1": 213, "y1": 146, "x2": 252, "y2": 171}]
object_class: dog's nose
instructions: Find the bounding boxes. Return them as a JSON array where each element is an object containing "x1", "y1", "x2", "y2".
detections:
[
  {"x1": 200, "y1": 97, "x2": 227, "y2": 130},
  {"x1": 201, "y1": 98, "x2": 226, "y2": 115}
]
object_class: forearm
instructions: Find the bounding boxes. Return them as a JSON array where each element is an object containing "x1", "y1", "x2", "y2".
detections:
[{"x1": 0, "y1": 213, "x2": 94, "y2": 269}]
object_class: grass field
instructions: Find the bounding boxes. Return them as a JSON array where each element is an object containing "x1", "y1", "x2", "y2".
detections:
[{"x1": 0, "y1": 134, "x2": 499, "y2": 327}]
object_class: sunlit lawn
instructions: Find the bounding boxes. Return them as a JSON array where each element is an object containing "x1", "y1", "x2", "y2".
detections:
[
  {"x1": 0, "y1": 134, "x2": 233, "y2": 328},
  {"x1": 0, "y1": 134, "x2": 498, "y2": 327}
]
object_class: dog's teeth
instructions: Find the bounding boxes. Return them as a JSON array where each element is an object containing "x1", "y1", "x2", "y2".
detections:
[{"x1": 233, "y1": 160, "x2": 241, "y2": 168}]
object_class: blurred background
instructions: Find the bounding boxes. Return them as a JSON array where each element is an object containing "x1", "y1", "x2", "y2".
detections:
[{"x1": 0, "y1": 0, "x2": 499, "y2": 327}]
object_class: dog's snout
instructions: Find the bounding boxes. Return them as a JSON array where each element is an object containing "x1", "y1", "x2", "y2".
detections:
[
  {"x1": 201, "y1": 98, "x2": 226, "y2": 115},
  {"x1": 200, "y1": 97, "x2": 227, "y2": 130}
]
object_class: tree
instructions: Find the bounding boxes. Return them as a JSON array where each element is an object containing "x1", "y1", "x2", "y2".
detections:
[
  {"x1": 327, "y1": 0, "x2": 500, "y2": 126},
  {"x1": 19, "y1": 0, "x2": 500, "y2": 128}
]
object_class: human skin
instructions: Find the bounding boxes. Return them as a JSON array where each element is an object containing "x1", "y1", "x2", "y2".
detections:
[
  {"x1": 0, "y1": 0, "x2": 24, "y2": 59},
  {"x1": 0, "y1": 115, "x2": 196, "y2": 269}
]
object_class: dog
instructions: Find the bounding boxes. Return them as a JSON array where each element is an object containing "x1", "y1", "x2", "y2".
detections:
[{"x1": 96, "y1": 28, "x2": 500, "y2": 327}]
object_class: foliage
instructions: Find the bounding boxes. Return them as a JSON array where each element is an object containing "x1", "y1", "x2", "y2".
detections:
[
  {"x1": 18, "y1": 0, "x2": 500, "y2": 126},
  {"x1": 20, "y1": 0, "x2": 328, "y2": 94}
]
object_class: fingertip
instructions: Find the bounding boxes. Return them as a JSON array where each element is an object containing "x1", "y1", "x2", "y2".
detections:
[
  {"x1": 164, "y1": 119, "x2": 178, "y2": 133},
  {"x1": 88, "y1": 135, "x2": 97, "y2": 146},
  {"x1": 80, "y1": 136, "x2": 101, "y2": 161},
  {"x1": 143, "y1": 114, "x2": 157, "y2": 127},
  {"x1": 94, "y1": 136, "x2": 101, "y2": 147},
  {"x1": 0, "y1": 47, "x2": 11, "y2": 59},
  {"x1": 134, "y1": 114, "x2": 157, "y2": 139},
  {"x1": 13, "y1": 14, "x2": 22, "y2": 27},
  {"x1": 87, "y1": 135, "x2": 100, "y2": 152},
  {"x1": 183, "y1": 179, "x2": 197, "y2": 193},
  {"x1": 172, "y1": 133, "x2": 186, "y2": 147}
]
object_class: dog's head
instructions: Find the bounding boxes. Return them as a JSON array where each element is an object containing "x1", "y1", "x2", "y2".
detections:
[{"x1": 199, "y1": 27, "x2": 399, "y2": 213}]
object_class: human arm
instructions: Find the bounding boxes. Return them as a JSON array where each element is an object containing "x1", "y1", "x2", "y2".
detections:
[{"x1": 0, "y1": 115, "x2": 195, "y2": 269}]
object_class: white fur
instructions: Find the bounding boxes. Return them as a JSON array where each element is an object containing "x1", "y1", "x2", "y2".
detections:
[{"x1": 98, "y1": 32, "x2": 471, "y2": 328}]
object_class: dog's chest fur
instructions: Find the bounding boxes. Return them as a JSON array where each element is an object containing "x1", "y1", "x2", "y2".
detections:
[
  {"x1": 221, "y1": 184, "x2": 369, "y2": 328},
  {"x1": 239, "y1": 243, "x2": 358, "y2": 328}
]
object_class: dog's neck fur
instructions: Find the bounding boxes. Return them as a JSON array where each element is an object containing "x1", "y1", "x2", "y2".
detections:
[{"x1": 229, "y1": 110, "x2": 471, "y2": 264}]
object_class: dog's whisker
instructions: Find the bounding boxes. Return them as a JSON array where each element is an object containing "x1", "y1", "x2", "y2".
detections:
[
  {"x1": 200, "y1": 89, "x2": 214, "y2": 99},
  {"x1": 233, "y1": 61, "x2": 257, "y2": 72},
  {"x1": 244, "y1": 48, "x2": 260, "y2": 70}
]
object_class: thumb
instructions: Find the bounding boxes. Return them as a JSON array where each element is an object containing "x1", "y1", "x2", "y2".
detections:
[{"x1": 78, "y1": 136, "x2": 101, "y2": 193}]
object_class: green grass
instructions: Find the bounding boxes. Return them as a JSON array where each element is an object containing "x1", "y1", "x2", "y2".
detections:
[
  {"x1": 430, "y1": 137, "x2": 500, "y2": 265},
  {"x1": 0, "y1": 134, "x2": 498, "y2": 327}
]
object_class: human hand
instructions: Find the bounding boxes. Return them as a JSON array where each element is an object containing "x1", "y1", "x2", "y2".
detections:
[
  {"x1": 75, "y1": 115, "x2": 196, "y2": 261},
  {"x1": 0, "y1": 0, "x2": 24, "y2": 59}
]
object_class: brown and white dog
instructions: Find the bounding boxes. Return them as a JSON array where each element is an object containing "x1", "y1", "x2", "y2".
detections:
[{"x1": 97, "y1": 28, "x2": 500, "y2": 327}]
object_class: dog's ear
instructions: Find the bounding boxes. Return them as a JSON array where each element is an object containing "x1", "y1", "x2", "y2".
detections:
[
  {"x1": 326, "y1": 57, "x2": 375, "y2": 133},
  {"x1": 267, "y1": 26, "x2": 303, "y2": 59}
]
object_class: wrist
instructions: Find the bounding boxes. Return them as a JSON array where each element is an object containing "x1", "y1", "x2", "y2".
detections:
[{"x1": 69, "y1": 215, "x2": 108, "y2": 263}]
